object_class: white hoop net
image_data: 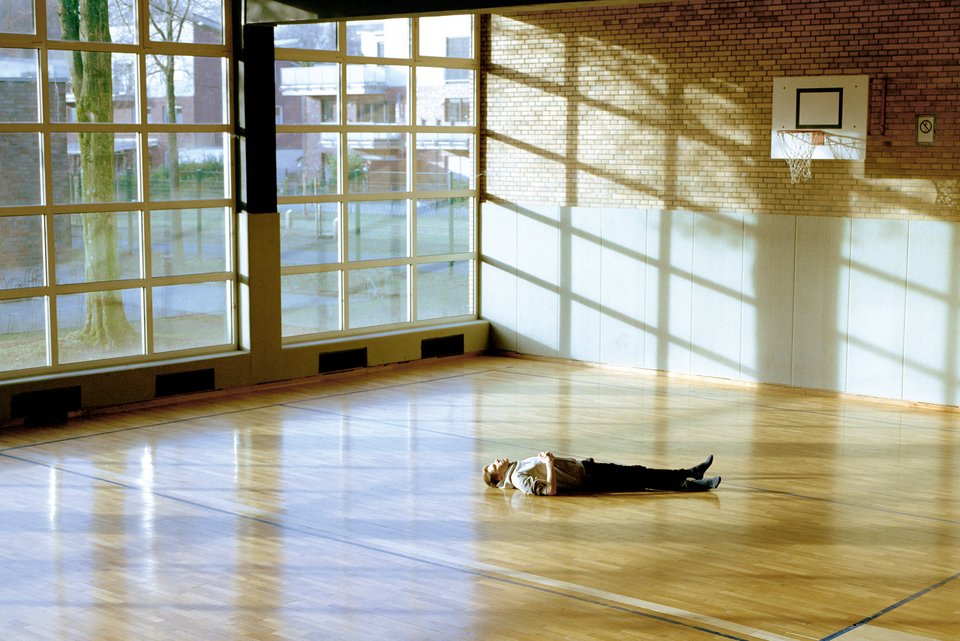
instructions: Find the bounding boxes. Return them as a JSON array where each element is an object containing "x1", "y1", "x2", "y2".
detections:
[
  {"x1": 824, "y1": 133, "x2": 862, "y2": 160},
  {"x1": 777, "y1": 130, "x2": 824, "y2": 184}
]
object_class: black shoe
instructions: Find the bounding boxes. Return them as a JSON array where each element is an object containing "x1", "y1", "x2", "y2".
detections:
[
  {"x1": 681, "y1": 476, "x2": 721, "y2": 491},
  {"x1": 689, "y1": 454, "x2": 714, "y2": 480}
]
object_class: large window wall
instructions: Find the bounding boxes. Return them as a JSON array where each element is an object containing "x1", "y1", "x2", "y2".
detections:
[
  {"x1": 274, "y1": 16, "x2": 477, "y2": 340},
  {"x1": 0, "y1": 0, "x2": 233, "y2": 378}
]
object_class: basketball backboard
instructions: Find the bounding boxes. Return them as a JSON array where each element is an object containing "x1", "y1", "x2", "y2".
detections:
[{"x1": 771, "y1": 75, "x2": 869, "y2": 160}]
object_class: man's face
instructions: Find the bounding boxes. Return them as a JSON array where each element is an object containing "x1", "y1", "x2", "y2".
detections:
[{"x1": 486, "y1": 458, "x2": 510, "y2": 483}]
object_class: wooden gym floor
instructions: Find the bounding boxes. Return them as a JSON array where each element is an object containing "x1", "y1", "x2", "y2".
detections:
[{"x1": 0, "y1": 355, "x2": 957, "y2": 640}]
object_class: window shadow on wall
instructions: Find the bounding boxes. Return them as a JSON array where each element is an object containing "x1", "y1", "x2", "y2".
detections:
[{"x1": 479, "y1": 13, "x2": 960, "y2": 405}]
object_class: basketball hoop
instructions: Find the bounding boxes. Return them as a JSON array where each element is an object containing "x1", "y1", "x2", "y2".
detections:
[{"x1": 777, "y1": 129, "x2": 825, "y2": 184}]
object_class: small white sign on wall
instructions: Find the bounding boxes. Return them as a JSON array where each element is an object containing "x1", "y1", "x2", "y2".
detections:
[
  {"x1": 771, "y1": 75, "x2": 869, "y2": 160},
  {"x1": 916, "y1": 114, "x2": 936, "y2": 145}
]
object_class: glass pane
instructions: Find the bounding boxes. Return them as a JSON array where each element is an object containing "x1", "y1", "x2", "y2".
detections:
[
  {"x1": 416, "y1": 198, "x2": 470, "y2": 256},
  {"x1": 346, "y1": 65, "x2": 407, "y2": 124},
  {"x1": 151, "y1": 207, "x2": 230, "y2": 276},
  {"x1": 0, "y1": 297, "x2": 47, "y2": 372},
  {"x1": 418, "y1": 16, "x2": 472, "y2": 58},
  {"x1": 48, "y1": 51, "x2": 139, "y2": 124},
  {"x1": 47, "y1": 0, "x2": 136, "y2": 44},
  {"x1": 277, "y1": 133, "x2": 339, "y2": 196},
  {"x1": 0, "y1": 216, "x2": 44, "y2": 290},
  {"x1": 0, "y1": 133, "x2": 42, "y2": 207},
  {"x1": 280, "y1": 203, "x2": 339, "y2": 267},
  {"x1": 348, "y1": 266, "x2": 407, "y2": 329},
  {"x1": 276, "y1": 61, "x2": 339, "y2": 125},
  {"x1": 346, "y1": 132, "x2": 407, "y2": 193},
  {"x1": 346, "y1": 19, "x2": 409, "y2": 58},
  {"x1": 54, "y1": 212, "x2": 142, "y2": 284},
  {"x1": 57, "y1": 289, "x2": 144, "y2": 363},
  {"x1": 149, "y1": 0, "x2": 223, "y2": 44},
  {"x1": 415, "y1": 133, "x2": 473, "y2": 191},
  {"x1": 417, "y1": 260, "x2": 471, "y2": 320},
  {"x1": 0, "y1": 0, "x2": 34, "y2": 34},
  {"x1": 145, "y1": 55, "x2": 227, "y2": 124},
  {"x1": 0, "y1": 49, "x2": 38, "y2": 122},
  {"x1": 149, "y1": 133, "x2": 226, "y2": 201},
  {"x1": 415, "y1": 67, "x2": 473, "y2": 126},
  {"x1": 347, "y1": 200, "x2": 407, "y2": 261},
  {"x1": 281, "y1": 272, "x2": 340, "y2": 337},
  {"x1": 153, "y1": 281, "x2": 231, "y2": 352},
  {"x1": 51, "y1": 132, "x2": 139, "y2": 204},
  {"x1": 274, "y1": 23, "x2": 337, "y2": 51}
]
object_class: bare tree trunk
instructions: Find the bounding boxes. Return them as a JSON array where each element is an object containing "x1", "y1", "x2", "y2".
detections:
[
  {"x1": 166, "y1": 51, "x2": 184, "y2": 264},
  {"x1": 62, "y1": 0, "x2": 136, "y2": 349}
]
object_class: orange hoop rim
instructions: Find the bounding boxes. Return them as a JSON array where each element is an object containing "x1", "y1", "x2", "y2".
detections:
[{"x1": 778, "y1": 129, "x2": 827, "y2": 146}]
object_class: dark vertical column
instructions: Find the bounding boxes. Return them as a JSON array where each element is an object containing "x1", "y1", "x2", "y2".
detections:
[
  {"x1": 238, "y1": 23, "x2": 277, "y2": 213},
  {"x1": 233, "y1": 19, "x2": 283, "y2": 382}
]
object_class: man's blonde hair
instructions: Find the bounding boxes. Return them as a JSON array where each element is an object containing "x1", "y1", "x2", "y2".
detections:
[{"x1": 482, "y1": 466, "x2": 498, "y2": 487}]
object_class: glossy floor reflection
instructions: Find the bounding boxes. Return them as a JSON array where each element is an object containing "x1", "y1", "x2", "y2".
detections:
[{"x1": 1, "y1": 356, "x2": 958, "y2": 640}]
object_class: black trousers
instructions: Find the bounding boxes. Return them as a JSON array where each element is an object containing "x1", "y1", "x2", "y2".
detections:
[{"x1": 580, "y1": 459, "x2": 692, "y2": 492}]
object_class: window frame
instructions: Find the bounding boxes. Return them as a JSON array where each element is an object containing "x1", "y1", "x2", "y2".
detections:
[
  {"x1": 0, "y1": 0, "x2": 236, "y2": 380},
  {"x1": 275, "y1": 16, "x2": 478, "y2": 342}
]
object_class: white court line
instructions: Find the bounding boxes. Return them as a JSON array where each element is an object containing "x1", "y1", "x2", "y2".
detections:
[{"x1": 366, "y1": 538, "x2": 799, "y2": 641}]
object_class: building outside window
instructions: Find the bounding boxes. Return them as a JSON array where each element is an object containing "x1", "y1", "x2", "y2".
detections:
[
  {"x1": 275, "y1": 15, "x2": 477, "y2": 339},
  {"x1": 0, "y1": 0, "x2": 234, "y2": 377}
]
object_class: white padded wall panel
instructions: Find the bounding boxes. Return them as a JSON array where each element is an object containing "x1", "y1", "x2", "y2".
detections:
[
  {"x1": 791, "y1": 216, "x2": 851, "y2": 392},
  {"x1": 481, "y1": 200, "x2": 960, "y2": 407},
  {"x1": 644, "y1": 210, "x2": 695, "y2": 374},
  {"x1": 845, "y1": 218, "x2": 908, "y2": 399},
  {"x1": 480, "y1": 201, "x2": 519, "y2": 352},
  {"x1": 903, "y1": 221, "x2": 960, "y2": 406},
  {"x1": 740, "y1": 214, "x2": 796, "y2": 384},
  {"x1": 560, "y1": 207, "x2": 603, "y2": 362},
  {"x1": 516, "y1": 203, "x2": 560, "y2": 356},
  {"x1": 599, "y1": 207, "x2": 647, "y2": 367},
  {"x1": 691, "y1": 211, "x2": 744, "y2": 379}
]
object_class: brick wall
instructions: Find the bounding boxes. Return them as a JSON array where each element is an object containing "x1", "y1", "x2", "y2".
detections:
[{"x1": 482, "y1": 0, "x2": 960, "y2": 220}]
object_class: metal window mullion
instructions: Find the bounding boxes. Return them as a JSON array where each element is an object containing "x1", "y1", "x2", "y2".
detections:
[
  {"x1": 44, "y1": 41, "x2": 141, "y2": 55},
  {"x1": 408, "y1": 197, "x2": 416, "y2": 323},
  {"x1": 346, "y1": 124, "x2": 416, "y2": 134},
  {"x1": 140, "y1": 124, "x2": 231, "y2": 134},
  {"x1": 149, "y1": 197, "x2": 232, "y2": 209},
  {"x1": 407, "y1": 29, "x2": 417, "y2": 322},
  {"x1": 0, "y1": 32, "x2": 41, "y2": 47},
  {"x1": 343, "y1": 54, "x2": 408, "y2": 66},
  {"x1": 274, "y1": 48, "x2": 339, "y2": 63},
  {"x1": 40, "y1": 201, "x2": 146, "y2": 215},
  {"x1": 338, "y1": 22, "x2": 349, "y2": 332},
  {"x1": 471, "y1": 14, "x2": 480, "y2": 317},
  {"x1": 412, "y1": 251, "x2": 472, "y2": 265},
  {"x1": 43, "y1": 213, "x2": 58, "y2": 368},
  {"x1": 343, "y1": 257, "x2": 410, "y2": 271},
  {"x1": 281, "y1": 264, "x2": 341, "y2": 277},
  {"x1": 278, "y1": 194, "x2": 340, "y2": 206},
  {"x1": 221, "y1": 0, "x2": 233, "y2": 52},
  {"x1": 37, "y1": 35, "x2": 58, "y2": 367},
  {"x1": 47, "y1": 123, "x2": 142, "y2": 134},
  {"x1": 417, "y1": 56, "x2": 474, "y2": 69},
  {"x1": 52, "y1": 278, "x2": 148, "y2": 296},
  {"x1": 0, "y1": 123, "x2": 48, "y2": 133},
  {"x1": 151, "y1": 271, "x2": 233, "y2": 287},
  {"x1": 341, "y1": 192, "x2": 412, "y2": 204},
  {"x1": 142, "y1": 42, "x2": 231, "y2": 57},
  {"x1": 275, "y1": 124, "x2": 340, "y2": 134},
  {"x1": 137, "y1": 39, "x2": 155, "y2": 356}
]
